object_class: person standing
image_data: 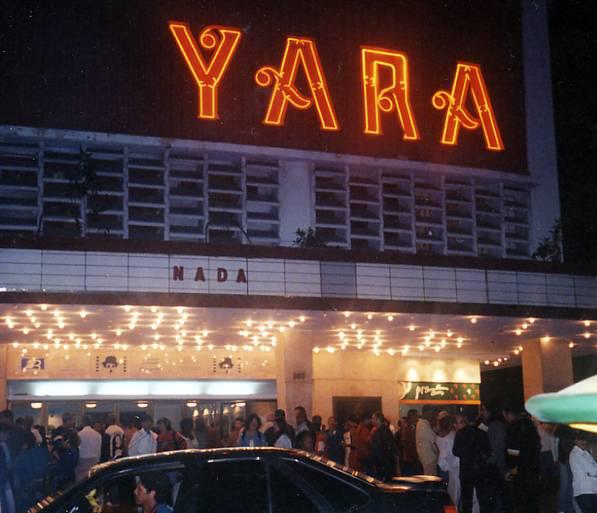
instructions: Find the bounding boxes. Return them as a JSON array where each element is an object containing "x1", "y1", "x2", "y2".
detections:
[
  {"x1": 353, "y1": 415, "x2": 373, "y2": 474},
  {"x1": 503, "y1": 407, "x2": 541, "y2": 513},
  {"x1": 416, "y1": 405, "x2": 438, "y2": 476},
  {"x1": 105, "y1": 414, "x2": 125, "y2": 460},
  {"x1": 273, "y1": 417, "x2": 293, "y2": 449},
  {"x1": 453, "y1": 413, "x2": 494, "y2": 513},
  {"x1": 325, "y1": 416, "x2": 345, "y2": 465},
  {"x1": 12, "y1": 431, "x2": 50, "y2": 512},
  {"x1": 238, "y1": 414, "x2": 265, "y2": 447},
  {"x1": 344, "y1": 417, "x2": 357, "y2": 468},
  {"x1": 77, "y1": 415, "x2": 102, "y2": 482},
  {"x1": 312, "y1": 415, "x2": 326, "y2": 455},
  {"x1": 556, "y1": 426, "x2": 577, "y2": 513},
  {"x1": 51, "y1": 412, "x2": 80, "y2": 488},
  {"x1": 436, "y1": 414, "x2": 460, "y2": 508},
  {"x1": 400, "y1": 410, "x2": 421, "y2": 476},
  {"x1": 371, "y1": 412, "x2": 396, "y2": 482},
  {"x1": 128, "y1": 415, "x2": 157, "y2": 456},
  {"x1": 193, "y1": 418, "x2": 208, "y2": 449},
  {"x1": 294, "y1": 406, "x2": 313, "y2": 435},
  {"x1": 156, "y1": 418, "x2": 187, "y2": 452},
  {"x1": 179, "y1": 418, "x2": 198, "y2": 449},
  {"x1": 226, "y1": 418, "x2": 244, "y2": 447},
  {"x1": 569, "y1": 431, "x2": 597, "y2": 513}
]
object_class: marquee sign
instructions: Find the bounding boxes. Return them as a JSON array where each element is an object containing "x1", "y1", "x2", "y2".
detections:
[
  {"x1": 400, "y1": 381, "x2": 480, "y2": 403},
  {"x1": 0, "y1": 0, "x2": 526, "y2": 172}
]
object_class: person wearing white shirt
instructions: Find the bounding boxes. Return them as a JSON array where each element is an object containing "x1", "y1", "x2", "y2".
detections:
[
  {"x1": 416, "y1": 405, "x2": 439, "y2": 476},
  {"x1": 128, "y1": 415, "x2": 158, "y2": 457},
  {"x1": 569, "y1": 433, "x2": 597, "y2": 513},
  {"x1": 76, "y1": 416, "x2": 102, "y2": 482}
]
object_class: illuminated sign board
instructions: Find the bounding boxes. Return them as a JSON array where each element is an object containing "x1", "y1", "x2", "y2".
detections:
[{"x1": 0, "y1": 1, "x2": 526, "y2": 172}]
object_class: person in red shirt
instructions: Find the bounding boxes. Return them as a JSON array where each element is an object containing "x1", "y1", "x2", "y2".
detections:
[
  {"x1": 353, "y1": 415, "x2": 373, "y2": 474},
  {"x1": 156, "y1": 418, "x2": 187, "y2": 452}
]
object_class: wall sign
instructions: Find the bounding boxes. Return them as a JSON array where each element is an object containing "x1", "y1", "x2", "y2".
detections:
[
  {"x1": 400, "y1": 381, "x2": 480, "y2": 403},
  {"x1": 0, "y1": 0, "x2": 527, "y2": 173}
]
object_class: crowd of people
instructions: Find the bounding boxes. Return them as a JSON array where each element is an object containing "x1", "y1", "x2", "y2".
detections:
[{"x1": 0, "y1": 403, "x2": 596, "y2": 513}]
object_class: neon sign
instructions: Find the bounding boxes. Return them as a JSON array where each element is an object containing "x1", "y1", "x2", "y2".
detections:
[{"x1": 169, "y1": 21, "x2": 504, "y2": 151}]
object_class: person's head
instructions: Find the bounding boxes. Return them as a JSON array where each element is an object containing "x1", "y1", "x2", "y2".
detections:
[
  {"x1": 438, "y1": 414, "x2": 454, "y2": 435},
  {"x1": 407, "y1": 409, "x2": 419, "y2": 424},
  {"x1": 245, "y1": 413, "x2": 261, "y2": 432},
  {"x1": 23, "y1": 416, "x2": 34, "y2": 430},
  {"x1": 233, "y1": 417, "x2": 244, "y2": 430},
  {"x1": 312, "y1": 415, "x2": 322, "y2": 431},
  {"x1": 15, "y1": 417, "x2": 25, "y2": 427},
  {"x1": 502, "y1": 406, "x2": 521, "y2": 425},
  {"x1": 180, "y1": 418, "x2": 194, "y2": 435},
  {"x1": 130, "y1": 416, "x2": 142, "y2": 431},
  {"x1": 22, "y1": 431, "x2": 36, "y2": 451},
  {"x1": 265, "y1": 411, "x2": 275, "y2": 423},
  {"x1": 294, "y1": 406, "x2": 307, "y2": 425},
  {"x1": 107, "y1": 413, "x2": 118, "y2": 426},
  {"x1": 62, "y1": 412, "x2": 76, "y2": 429},
  {"x1": 348, "y1": 414, "x2": 359, "y2": 428},
  {"x1": 274, "y1": 417, "x2": 287, "y2": 432},
  {"x1": 0, "y1": 409, "x2": 14, "y2": 426},
  {"x1": 82, "y1": 415, "x2": 93, "y2": 428},
  {"x1": 327, "y1": 416, "x2": 338, "y2": 431},
  {"x1": 296, "y1": 430, "x2": 314, "y2": 452},
  {"x1": 134, "y1": 472, "x2": 172, "y2": 512},
  {"x1": 360, "y1": 414, "x2": 372, "y2": 428},
  {"x1": 421, "y1": 405, "x2": 435, "y2": 422},
  {"x1": 372, "y1": 411, "x2": 386, "y2": 428},
  {"x1": 573, "y1": 430, "x2": 592, "y2": 451},
  {"x1": 0, "y1": 424, "x2": 10, "y2": 442},
  {"x1": 93, "y1": 420, "x2": 105, "y2": 434},
  {"x1": 194, "y1": 417, "x2": 206, "y2": 432},
  {"x1": 454, "y1": 414, "x2": 468, "y2": 431},
  {"x1": 274, "y1": 409, "x2": 286, "y2": 422},
  {"x1": 141, "y1": 415, "x2": 153, "y2": 432},
  {"x1": 157, "y1": 417, "x2": 172, "y2": 433}
]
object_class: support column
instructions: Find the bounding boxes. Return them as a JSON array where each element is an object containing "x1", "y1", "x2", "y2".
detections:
[
  {"x1": 521, "y1": 338, "x2": 573, "y2": 400},
  {"x1": 275, "y1": 329, "x2": 313, "y2": 417},
  {"x1": 0, "y1": 345, "x2": 7, "y2": 410}
]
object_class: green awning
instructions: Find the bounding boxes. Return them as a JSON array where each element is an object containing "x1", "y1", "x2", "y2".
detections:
[{"x1": 525, "y1": 375, "x2": 597, "y2": 425}]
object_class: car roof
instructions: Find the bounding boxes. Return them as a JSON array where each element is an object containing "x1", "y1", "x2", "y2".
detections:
[{"x1": 90, "y1": 447, "x2": 380, "y2": 485}]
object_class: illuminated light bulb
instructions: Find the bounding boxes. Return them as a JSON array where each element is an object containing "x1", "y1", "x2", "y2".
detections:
[
  {"x1": 326, "y1": 346, "x2": 336, "y2": 354},
  {"x1": 123, "y1": 305, "x2": 131, "y2": 312},
  {"x1": 338, "y1": 331, "x2": 345, "y2": 339},
  {"x1": 388, "y1": 348, "x2": 396, "y2": 356},
  {"x1": 288, "y1": 320, "x2": 296, "y2": 328},
  {"x1": 299, "y1": 315, "x2": 306, "y2": 323},
  {"x1": 246, "y1": 319, "x2": 253, "y2": 327},
  {"x1": 583, "y1": 320, "x2": 591, "y2": 327},
  {"x1": 447, "y1": 330, "x2": 453, "y2": 337},
  {"x1": 457, "y1": 336, "x2": 464, "y2": 344},
  {"x1": 408, "y1": 324, "x2": 416, "y2": 332},
  {"x1": 177, "y1": 307, "x2": 184, "y2": 315},
  {"x1": 518, "y1": 345, "x2": 524, "y2": 352},
  {"x1": 493, "y1": 361, "x2": 499, "y2": 367},
  {"x1": 529, "y1": 318, "x2": 536, "y2": 324},
  {"x1": 373, "y1": 349, "x2": 380, "y2": 356},
  {"x1": 128, "y1": 323, "x2": 135, "y2": 330},
  {"x1": 258, "y1": 325, "x2": 265, "y2": 333},
  {"x1": 57, "y1": 321, "x2": 65, "y2": 329},
  {"x1": 271, "y1": 336, "x2": 277, "y2": 344},
  {"x1": 542, "y1": 335, "x2": 551, "y2": 343},
  {"x1": 569, "y1": 341, "x2": 575, "y2": 349},
  {"x1": 350, "y1": 323, "x2": 357, "y2": 330},
  {"x1": 202, "y1": 330, "x2": 209, "y2": 337},
  {"x1": 22, "y1": 328, "x2": 30, "y2": 335},
  {"x1": 515, "y1": 329, "x2": 522, "y2": 336},
  {"x1": 429, "y1": 330, "x2": 435, "y2": 339},
  {"x1": 238, "y1": 330, "x2": 245, "y2": 336},
  {"x1": 40, "y1": 304, "x2": 48, "y2": 311},
  {"x1": 278, "y1": 326, "x2": 286, "y2": 333},
  {"x1": 153, "y1": 334, "x2": 161, "y2": 341},
  {"x1": 367, "y1": 314, "x2": 373, "y2": 320},
  {"x1": 344, "y1": 311, "x2": 351, "y2": 318},
  {"x1": 403, "y1": 344, "x2": 410, "y2": 353},
  {"x1": 11, "y1": 341, "x2": 19, "y2": 348},
  {"x1": 584, "y1": 332, "x2": 591, "y2": 339},
  {"x1": 456, "y1": 341, "x2": 463, "y2": 349},
  {"x1": 33, "y1": 341, "x2": 39, "y2": 348},
  {"x1": 79, "y1": 310, "x2": 88, "y2": 319},
  {"x1": 418, "y1": 344, "x2": 424, "y2": 351},
  {"x1": 357, "y1": 333, "x2": 363, "y2": 341},
  {"x1": 53, "y1": 310, "x2": 60, "y2": 318},
  {"x1": 388, "y1": 315, "x2": 394, "y2": 322},
  {"x1": 21, "y1": 348, "x2": 28, "y2": 354},
  {"x1": 440, "y1": 339, "x2": 447, "y2": 348},
  {"x1": 470, "y1": 317, "x2": 477, "y2": 324},
  {"x1": 514, "y1": 349, "x2": 520, "y2": 355},
  {"x1": 357, "y1": 343, "x2": 364, "y2": 350},
  {"x1": 434, "y1": 345, "x2": 441, "y2": 352},
  {"x1": 522, "y1": 323, "x2": 528, "y2": 330},
  {"x1": 34, "y1": 323, "x2": 40, "y2": 329}
]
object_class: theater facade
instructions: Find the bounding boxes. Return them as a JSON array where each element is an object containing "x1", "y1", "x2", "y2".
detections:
[{"x1": 0, "y1": 0, "x2": 595, "y2": 430}]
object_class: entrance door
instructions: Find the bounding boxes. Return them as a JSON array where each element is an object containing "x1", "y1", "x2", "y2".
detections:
[{"x1": 332, "y1": 396, "x2": 382, "y2": 426}]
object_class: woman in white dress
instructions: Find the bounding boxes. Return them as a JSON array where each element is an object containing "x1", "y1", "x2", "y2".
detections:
[{"x1": 436, "y1": 413, "x2": 460, "y2": 508}]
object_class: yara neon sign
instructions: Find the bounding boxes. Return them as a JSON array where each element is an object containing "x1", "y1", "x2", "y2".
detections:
[{"x1": 169, "y1": 22, "x2": 505, "y2": 151}]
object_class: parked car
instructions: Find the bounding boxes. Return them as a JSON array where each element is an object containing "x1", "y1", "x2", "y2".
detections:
[{"x1": 30, "y1": 447, "x2": 454, "y2": 513}]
